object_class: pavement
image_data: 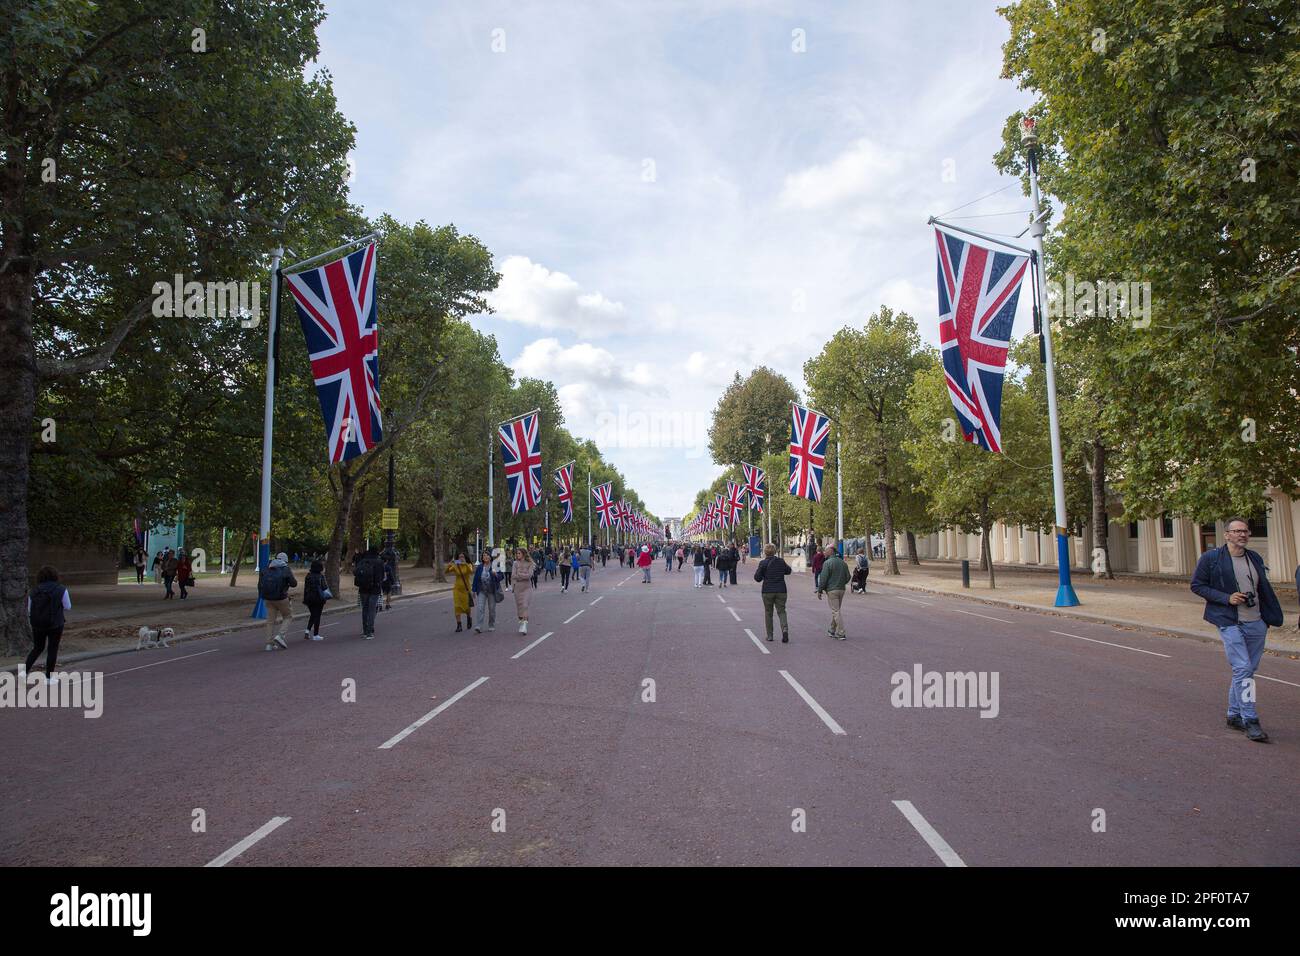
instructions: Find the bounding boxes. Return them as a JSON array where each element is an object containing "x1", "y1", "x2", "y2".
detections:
[{"x1": 3, "y1": 557, "x2": 1297, "y2": 866}]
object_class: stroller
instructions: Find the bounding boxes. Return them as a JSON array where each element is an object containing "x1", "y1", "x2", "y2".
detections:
[{"x1": 851, "y1": 555, "x2": 870, "y2": 594}]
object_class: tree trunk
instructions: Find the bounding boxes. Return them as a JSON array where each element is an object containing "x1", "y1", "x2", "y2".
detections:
[
  {"x1": 981, "y1": 497, "x2": 995, "y2": 588},
  {"x1": 347, "y1": 483, "x2": 367, "y2": 559},
  {"x1": 432, "y1": 500, "x2": 446, "y2": 582},
  {"x1": 1091, "y1": 442, "x2": 1114, "y2": 579},
  {"x1": 415, "y1": 522, "x2": 435, "y2": 567},
  {"x1": 0, "y1": 266, "x2": 37, "y2": 657},
  {"x1": 906, "y1": 530, "x2": 921, "y2": 565},
  {"x1": 325, "y1": 467, "x2": 359, "y2": 594},
  {"x1": 228, "y1": 528, "x2": 252, "y2": 587},
  {"x1": 878, "y1": 483, "x2": 900, "y2": 575}
]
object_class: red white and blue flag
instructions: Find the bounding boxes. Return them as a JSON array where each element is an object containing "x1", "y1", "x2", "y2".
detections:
[
  {"x1": 715, "y1": 493, "x2": 727, "y2": 529},
  {"x1": 742, "y1": 462, "x2": 765, "y2": 512},
  {"x1": 499, "y1": 411, "x2": 543, "y2": 514},
  {"x1": 593, "y1": 482, "x2": 615, "y2": 529},
  {"x1": 789, "y1": 402, "x2": 831, "y2": 502},
  {"x1": 934, "y1": 228, "x2": 1029, "y2": 453},
  {"x1": 553, "y1": 461, "x2": 575, "y2": 523},
  {"x1": 285, "y1": 242, "x2": 382, "y2": 463},
  {"x1": 725, "y1": 481, "x2": 746, "y2": 525}
]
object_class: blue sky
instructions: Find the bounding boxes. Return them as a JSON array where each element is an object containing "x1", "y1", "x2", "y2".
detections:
[{"x1": 318, "y1": 0, "x2": 1036, "y2": 518}]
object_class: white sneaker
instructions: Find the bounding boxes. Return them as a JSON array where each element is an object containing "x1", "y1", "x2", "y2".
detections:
[
  {"x1": 310, "y1": 634, "x2": 323, "y2": 641},
  {"x1": 303, "y1": 630, "x2": 312, "y2": 641},
  {"x1": 273, "y1": 635, "x2": 288, "y2": 650},
  {"x1": 521, "y1": 621, "x2": 528, "y2": 634},
  {"x1": 264, "y1": 642, "x2": 276, "y2": 652}
]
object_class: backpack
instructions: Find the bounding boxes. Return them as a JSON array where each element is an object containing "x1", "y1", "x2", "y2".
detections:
[
  {"x1": 30, "y1": 584, "x2": 64, "y2": 630},
  {"x1": 258, "y1": 566, "x2": 287, "y2": 601}
]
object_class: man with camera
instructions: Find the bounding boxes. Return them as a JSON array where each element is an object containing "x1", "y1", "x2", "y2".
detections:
[{"x1": 1191, "y1": 517, "x2": 1284, "y2": 742}]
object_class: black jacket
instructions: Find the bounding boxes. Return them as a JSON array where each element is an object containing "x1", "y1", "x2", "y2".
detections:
[
  {"x1": 1190, "y1": 546, "x2": 1283, "y2": 628},
  {"x1": 753, "y1": 556, "x2": 792, "y2": 593}
]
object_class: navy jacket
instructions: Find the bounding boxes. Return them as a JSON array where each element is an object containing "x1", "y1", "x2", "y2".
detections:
[
  {"x1": 1190, "y1": 546, "x2": 1283, "y2": 628},
  {"x1": 472, "y1": 563, "x2": 501, "y2": 595},
  {"x1": 753, "y1": 557, "x2": 792, "y2": 593}
]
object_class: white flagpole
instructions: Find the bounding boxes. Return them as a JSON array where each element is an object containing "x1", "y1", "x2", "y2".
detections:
[
  {"x1": 487, "y1": 426, "x2": 494, "y2": 549},
  {"x1": 587, "y1": 472, "x2": 592, "y2": 544},
  {"x1": 253, "y1": 246, "x2": 283, "y2": 619},
  {"x1": 1022, "y1": 116, "x2": 1079, "y2": 607},
  {"x1": 836, "y1": 439, "x2": 843, "y2": 556}
]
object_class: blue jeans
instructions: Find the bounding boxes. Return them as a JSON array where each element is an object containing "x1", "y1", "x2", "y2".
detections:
[
  {"x1": 361, "y1": 592, "x2": 380, "y2": 635},
  {"x1": 1218, "y1": 621, "x2": 1268, "y2": 721}
]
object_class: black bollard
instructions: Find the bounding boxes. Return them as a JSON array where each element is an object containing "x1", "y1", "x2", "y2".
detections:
[{"x1": 961, "y1": 559, "x2": 970, "y2": 588}]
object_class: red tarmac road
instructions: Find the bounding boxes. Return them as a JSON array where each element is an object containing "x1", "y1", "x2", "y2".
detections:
[{"x1": 3, "y1": 559, "x2": 1298, "y2": 866}]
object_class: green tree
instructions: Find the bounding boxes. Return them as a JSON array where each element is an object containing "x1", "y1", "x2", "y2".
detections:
[
  {"x1": 2, "y1": 0, "x2": 354, "y2": 654},
  {"x1": 804, "y1": 307, "x2": 932, "y2": 574},
  {"x1": 707, "y1": 367, "x2": 799, "y2": 467}
]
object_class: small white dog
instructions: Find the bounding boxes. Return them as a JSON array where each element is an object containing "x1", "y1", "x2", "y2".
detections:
[{"x1": 136, "y1": 626, "x2": 176, "y2": 650}]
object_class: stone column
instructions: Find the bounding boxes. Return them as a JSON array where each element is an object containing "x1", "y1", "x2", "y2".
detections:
[
  {"x1": 1138, "y1": 518, "x2": 1160, "y2": 573},
  {"x1": 1007, "y1": 524, "x2": 1022, "y2": 563},
  {"x1": 1268, "y1": 491, "x2": 1297, "y2": 583},
  {"x1": 1171, "y1": 517, "x2": 1197, "y2": 575}
]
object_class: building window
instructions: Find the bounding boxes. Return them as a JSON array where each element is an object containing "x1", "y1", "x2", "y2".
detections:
[
  {"x1": 1248, "y1": 515, "x2": 1268, "y2": 538},
  {"x1": 1128, "y1": 521, "x2": 1138, "y2": 538},
  {"x1": 1160, "y1": 514, "x2": 1173, "y2": 538}
]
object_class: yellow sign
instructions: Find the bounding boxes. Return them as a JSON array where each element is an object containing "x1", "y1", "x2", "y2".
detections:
[{"x1": 381, "y1": 508, "x2": 399, "y2": 530}]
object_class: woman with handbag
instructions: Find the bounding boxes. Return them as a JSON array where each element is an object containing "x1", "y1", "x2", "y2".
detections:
[
  {"x1": 302, "y1": 559, "x2": 331, "y2": 640},
  {"x1": 471, "y1": 550, "x2": 501, "y2": 633},
  {"x1": 445, "y1": 552, "x2": 474, "y2": 632}
]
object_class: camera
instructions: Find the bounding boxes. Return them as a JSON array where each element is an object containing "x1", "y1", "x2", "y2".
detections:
[{"x1": 1244, "y1": 592, "x2": 1257, "y2": 608}]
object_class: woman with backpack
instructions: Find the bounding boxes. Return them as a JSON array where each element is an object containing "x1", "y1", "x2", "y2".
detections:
[
  {"x1": 27, "y1": 566, "x2": 71, "y2": 682},
  {"x1": 302, "y1": 559, "x2": 330, "y2": 640},
  {"x1": 445, "y1": 552, "x2": 474, "y2": 632}
]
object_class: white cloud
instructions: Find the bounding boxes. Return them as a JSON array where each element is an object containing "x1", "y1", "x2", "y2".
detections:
[
  {"x1": 487, "y1": 256, "x2": 626, "y2": 336},
  {"x1": 778, "y1": 138, "x2": 905, "y2": 211},
  {"x1": 512, "y1": 338, "x2": 654, "y2": 391}
]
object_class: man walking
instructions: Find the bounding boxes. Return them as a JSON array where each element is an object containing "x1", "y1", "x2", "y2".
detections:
[
  {"x1": 258, "y1": 552, "x2": 298, "y2": 651},
  {"x1": 754, "y1": 543, "x2": 792, "y2": 642},
  {"x1": 1191, "y1": 517, "x2": 1284, "y2": 742},
  {"x1": 354, "y1": 546, "x2": 385, "y2": 640},
  {"x1": 578, "y1": 543, "x2": 593, "y2": 592},
  {"x1": 816, "y1": 545, "x2": 850, "y2": 641}
]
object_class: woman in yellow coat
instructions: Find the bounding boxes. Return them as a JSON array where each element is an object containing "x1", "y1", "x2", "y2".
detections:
[{"x1": 445, "y1": 551, "x2": 474, "y2": 632}]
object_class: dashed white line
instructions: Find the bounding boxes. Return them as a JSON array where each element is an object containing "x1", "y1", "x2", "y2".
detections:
[
  {"x1": 205, "y1": 816, "x2": 291, "y2": 867},
  {"x1": 379, "y1": 676, "x2": 489, "y2": 749},
  {"x1": 65, "y1": 647, "x2": 220, "y2": 683},
  {"x1": 1258, "y1": 674, "x2": 1300, "y2": 689},
  {"x1": 589, "y1": 596, "x2": 604, "y2": 606},
  {"x1": 743, "y1": 628, "x2": 771, "y2": 655},
  {"x1": 893, "y1": 801, "x2": 966, "y2": 867},
  {"x1": 1048, "y1": 630, "x2": 1172, "y2": 658},
  {"x1": 778, "y1": 670, "x2": 845, "y2": 735},
  {"x1": 726, "y1": 606, "x2": 741, "y2": 622},
  {"x1": 717, "y1": 594, "x2": 726, "y2": 604},
  {"x1": 563, "y1": 609, "x2": 585, "y2": 624},
  {"x1": 951, "y1": 608, "x2": 1014, "y2": 624},
  {"x1": 889, "y1": 594, "x2": 933, "y2": 606},
  {"x1": 512, "y1": 631, "x2": 554, "y2": 660}
]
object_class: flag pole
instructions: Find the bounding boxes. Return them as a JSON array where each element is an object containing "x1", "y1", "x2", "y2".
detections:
[
  {"x1": 252, "y1": 245, "x2": 283, "y2": 619},
  {"x1": 487, "y1": 426, "x2": 494, "y2": 550},
  {"x1": 836, "y1": 438, "x2": 843, "y2": 556},
  {"x1": 587, "y1": 472, "x2": 592, "y2": 545},
  {"x1": 1022, "y1": 117, "x2": 1079, "y2": 607}
]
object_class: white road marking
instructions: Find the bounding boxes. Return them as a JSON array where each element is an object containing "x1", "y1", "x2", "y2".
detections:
[
  {"x1": 1048, "y1": 630, "x2": 1172, "y2": 658},
  {"x1": 892, "y1": 801, "x2": 966, "y2": 867},
  {"x1": 890, "y1": 595, "x2": 933, "y2": 606},
  {"x1": 589, "y1": 596, "x2": 604, "y2": 606},
  {"x1": 1257, "y1": 674, "x2": 1300, "y2": 689},
  {"x1": 563, "y1": 609, "x2": 585, "y2": 624},
  {"x1": 717, "y1": 594, "x2": 726, "y2": 604},
  {"x1": 379, "y1": 676, "x2": 489, "y2": 749},
  {"x1": 951, "y1": 608, "x2": 1014, "y2": 624},
  {"x1": 778, "y1": 670, "x2": 846, "y2": 735},
  {"x1": 205, "y1": 816, "x2": 291, "y2": 867},
  {"x1": 65, "y1": 648, "x2": 220, "y2": 683},
  {"x1": 512, "y1": 632, "x2": 554, "y2": 660},
  {"x1": 743, "y1": 628, "x2": 771, "y2": 655},
  {"x1": 726, "y1": 606, "x2": 741, "y2": 622}
]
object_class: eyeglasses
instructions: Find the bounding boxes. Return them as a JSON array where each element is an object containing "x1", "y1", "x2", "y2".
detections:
[{"x1": 1226, "y1": 528, "x2": 1251, "y2": 535}]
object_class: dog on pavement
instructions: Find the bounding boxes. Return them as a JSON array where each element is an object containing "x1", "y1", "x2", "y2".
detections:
[{"x1": 136, "y1": 626, "x2": 176, "y2": 650}]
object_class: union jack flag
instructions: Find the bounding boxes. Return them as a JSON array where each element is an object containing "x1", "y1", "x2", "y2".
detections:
[
  {"x1": 725, "y1": 481, "x2": 746, "y2": 525},
  {"x1": 285, "y1": 242, "x2": 382, "y2": 463},
  {"x1": 499, "y1": 412, "x2": 543, "y2": 514},
  {"x1": 742, "y1": 462, "x2": 765, "y2": 512},
  {"x1": 593, "y1": 482, "x2": 615, "y2": 528},
  {"x1": 789, "y1": 402, "x2": 831, "y2": 501},
  {"x1": 715, "y1": 493, "x2": 727, "y2": 528},
  {"x1": 553, "y1": 461, "x2": 575, "y2": 523},
  {"x1": 934, "y1": 228, "x2": 1029, "y2": 453}
]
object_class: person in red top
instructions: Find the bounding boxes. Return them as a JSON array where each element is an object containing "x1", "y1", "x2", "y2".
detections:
[
  {"x1": 636, "y1": 545, "x2": 653, "y2": 584},
  {"x1": 810, "y1": 545, "x2": 826, "y2": 594},
  {"x1": 176, "y1": 550, "x2": 194, "y2": 599}
]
